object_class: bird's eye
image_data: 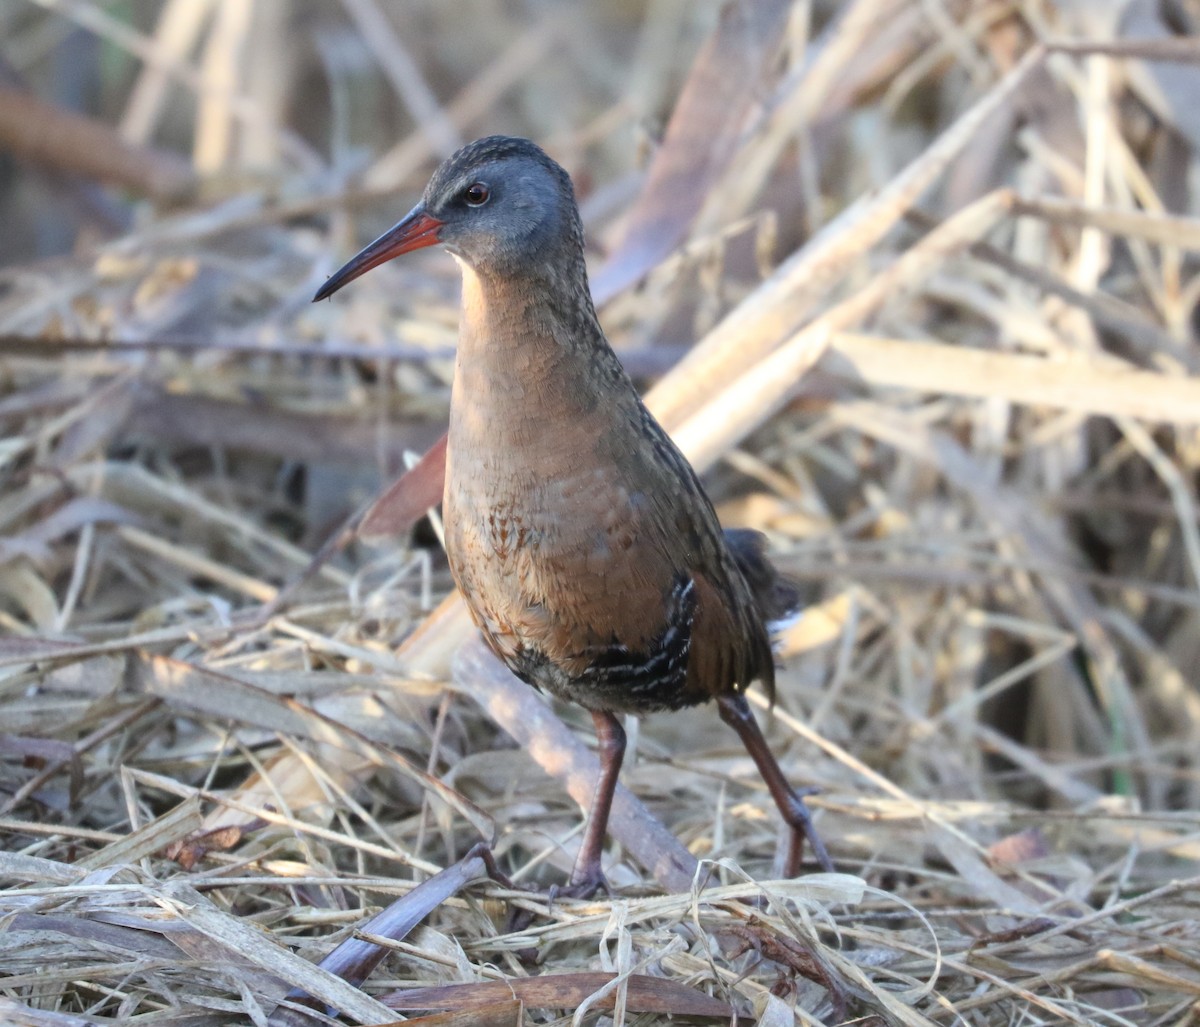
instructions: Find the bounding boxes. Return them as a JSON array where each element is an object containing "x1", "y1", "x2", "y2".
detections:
[{"x1": 463, "y1": 182, "x2": 490, "y2": 206}]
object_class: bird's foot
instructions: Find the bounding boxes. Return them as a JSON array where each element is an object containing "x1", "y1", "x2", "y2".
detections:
[
  {"x1": 551, "y1": 865, "x2": 611, "y2": 904},
  {"x1": 502, "y1": 866, "x2": 611, "y2": 946}
]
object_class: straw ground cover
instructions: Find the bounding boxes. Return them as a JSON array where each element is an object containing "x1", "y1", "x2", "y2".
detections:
[{"x1": 1, "y1": 1, "x2": 1199, "y2": 1024}]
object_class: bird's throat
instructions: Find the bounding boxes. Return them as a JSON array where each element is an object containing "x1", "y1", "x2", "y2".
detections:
[{"x1": 451, "y1": 261, "x2": 608, "y2": 438}]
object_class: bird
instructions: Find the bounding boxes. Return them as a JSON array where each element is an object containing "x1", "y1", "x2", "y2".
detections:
[{"x1": 314, "y1": 135, "x2": 833, "y2": 895}]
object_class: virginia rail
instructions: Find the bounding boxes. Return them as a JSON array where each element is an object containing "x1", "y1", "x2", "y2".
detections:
[{"x1": 315, "y1": 136, "x2": 833, "y2": 895}]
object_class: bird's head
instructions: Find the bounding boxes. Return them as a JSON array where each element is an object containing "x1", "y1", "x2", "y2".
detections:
[{"x1": 314, "y1": 136, "x2": 581, "y2": 301}]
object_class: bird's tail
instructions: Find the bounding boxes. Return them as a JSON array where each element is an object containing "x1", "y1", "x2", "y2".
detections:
[{"x1": 723, "y1": 528, "x2": 802, "y2": 640}]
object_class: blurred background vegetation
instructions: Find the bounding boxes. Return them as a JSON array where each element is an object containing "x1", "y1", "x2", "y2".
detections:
[
  {"x1": 0, "y1": 1, "x2": 715, "y2": 263},
  {"x1": 3, "y1": 2, "x2": 1200, "y2": 1024}
]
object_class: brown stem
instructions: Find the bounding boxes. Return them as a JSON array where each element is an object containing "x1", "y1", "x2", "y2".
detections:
[{"x1": 0, "y1": 84, "x2": 195, "y2": 202}]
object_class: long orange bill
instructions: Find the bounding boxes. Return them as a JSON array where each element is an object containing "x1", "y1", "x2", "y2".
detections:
[{"x1": 313, "y1": 203, "x2": 445, "y2": 301}]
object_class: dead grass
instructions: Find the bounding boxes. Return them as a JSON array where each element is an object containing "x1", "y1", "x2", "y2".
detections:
[{"x1": 2, "y1": 1, "x2": 1200, "y2": 1024}]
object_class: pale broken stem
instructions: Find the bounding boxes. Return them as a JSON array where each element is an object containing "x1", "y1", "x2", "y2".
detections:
[
  {"x1": 671, "y1": 187, "x2": 1017, "y2": 473},
  {"x1": 452, "y1": 637, "x2": 699, "y2": 894},
  {"x1": 193, "y1": 0, "x2": 252, "y2": 173},
  {"x1": 822, "y1": 332, "x2": 1200, "y2": 427},
  {"x1": 119, "y1": 0, "x2": 216, "y2": 145},
  {"x1": 1014, "y1": 194, "x2": 1200, "y2": 252}
]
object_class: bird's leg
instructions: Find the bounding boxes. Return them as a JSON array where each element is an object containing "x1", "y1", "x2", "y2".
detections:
[
  {"x1": 567, "y1": 710, "x2": 626, "y2": 897},
  {"x1": 716, "y1": 693, "x2": 834, "y2": 875}
]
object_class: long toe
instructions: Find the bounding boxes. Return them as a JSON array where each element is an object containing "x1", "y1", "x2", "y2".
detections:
[
  {"x1": 560, "y1": 863, "x2": 611, "y2": 902},
  {"x1": 503, "y1": 868, "x2": 611, "y2": 937}
]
